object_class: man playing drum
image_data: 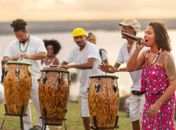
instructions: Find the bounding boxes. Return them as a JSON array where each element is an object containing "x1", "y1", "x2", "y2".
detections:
[
  {"x1": 99, "y1": 19, "x2": 147, "y2": 130},
  {"x1": 60, "y1": 27, "x2": 103, "y2": 130},
  {"x1": 3, "y1": 19, "x2": 47, "y2": 130}
]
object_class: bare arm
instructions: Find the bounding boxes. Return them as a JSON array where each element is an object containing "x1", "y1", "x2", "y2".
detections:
[
  {"x1": 61, "y1": 58, "x2": 95, "y2": 70},
  {"x1": 3, "y1": 56, "x2": 10, "y2": 63},
  {"x1": 157, "y1": 53, "x2": 176, "y2": 104},
  {"x1": 102, "y1": 59, "x2": 109, "y2": 65},
  {"x1": 61, "y1": 61, "x2": 68, "y2": 65},
  {"x1": 19, "y1": 52, "x2": 47, "y2": 60},
  {"x1": 114, "y1": 63, "x2": 129, "y2": 72},
  {"x1": 127, "y1": 46, "x2": 146, "y2": 72},
  {"x1": 148, "y1": 53, "x2": 176, "y2": 116},
  {"x1": 4, "y1": 52, "x2": 47, "y2": 61},
  {"x1": 113, "y1": 63, "x2": 121, "y2": 72},
  {"x1": 99, "y1": 62, "x2": 121, "y2": 73},
  {"x1": 118, "y1": 67, "x2": 127, "y2": 72}
]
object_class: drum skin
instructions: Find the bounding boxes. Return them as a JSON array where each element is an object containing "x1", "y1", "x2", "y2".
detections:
[
  {"x1": 3, "y1": 61, "x2": 32, "y2": 115},
  {"x1": 88, "y1": 75, "x2": 119, "y2": 129},
  {"x1": 39, "y1": 67, "x2": 70, "y2": 125}
]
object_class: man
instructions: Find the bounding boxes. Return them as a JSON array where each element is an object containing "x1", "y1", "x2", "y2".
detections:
[
  {"x1": 60, "y1": 27, "x2": 103, "y2": 130},
  {"x1": 87, "y1": 32, "x2": 109, "y2": 65},
  {"x1": 99, "y1": 19, "x2": 146, "y2": 130},
  {"x1": 3, "y1": 19, "x2": 47, "y2": 130}
]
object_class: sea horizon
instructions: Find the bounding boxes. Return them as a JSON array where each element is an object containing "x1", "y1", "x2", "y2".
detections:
[
  {"x1": 1, "y1": 18, "x2": 176, "y2": 35},
  {"x1": 0, "y1": 29, "x2": 176, "y2": 99}
]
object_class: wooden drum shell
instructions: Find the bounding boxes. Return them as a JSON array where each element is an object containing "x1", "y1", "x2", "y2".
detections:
[
  {"x1": 39, "y1": 67, "x2": 70, "y2": 125},
  {"x1": 3, "y1": 61, "x2": 32, "y2": 115},
  {"x1": 88, "y1": 75, "x2": 119, "y2": 129}
]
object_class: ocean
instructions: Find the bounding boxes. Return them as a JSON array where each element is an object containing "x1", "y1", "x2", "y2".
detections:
[{"x1": 0, "y1": 30, "x2": 176, "y2": 99}]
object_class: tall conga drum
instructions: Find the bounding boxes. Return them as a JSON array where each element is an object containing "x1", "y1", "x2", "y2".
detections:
[
  {"x1": 88, "y1": 75, "x2": 119, "y2": 130},
  {"x1": 3, "y1": 61, "x2": 32, "y2": 115},
  {"x1": 39, "y1": 67, "x2": 70, "y2": 126}
]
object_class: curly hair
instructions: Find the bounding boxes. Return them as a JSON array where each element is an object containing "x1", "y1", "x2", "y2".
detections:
[
  {"x1": 149, "y1": 22, "x2": 171, "y2": 52},
  {"x1": 43, "y1": 39, "x2": 62, "y2": 55},
  {"x1": 11, "y1": 19, "x2": 27, "y2": 32}
]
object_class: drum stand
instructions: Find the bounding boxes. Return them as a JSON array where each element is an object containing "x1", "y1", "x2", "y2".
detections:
[
  {"x1": 2, "y1": 104, "x2": 26, "y2": 130},
  {"x1": 41, "y1": 108, "x2": 67, "y2": 130},
  {"x1": 90, "y1": 115, "x2": 119, "y2": 130}
]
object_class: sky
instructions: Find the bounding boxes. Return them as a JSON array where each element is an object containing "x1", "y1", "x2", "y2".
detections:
[{"x1": 0, "y1": 0, "x2": 176, "y2": 21}]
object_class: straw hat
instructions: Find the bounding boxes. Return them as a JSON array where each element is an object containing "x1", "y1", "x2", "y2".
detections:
[{"x1": 119, "y1": 19, "x2": 141, "y2": 32}]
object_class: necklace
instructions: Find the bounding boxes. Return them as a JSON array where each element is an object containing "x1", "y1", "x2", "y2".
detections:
[
  {"x1": 19, "y1": 37, "x2": 30, "y2": 52},
  {"x1": 45, "y1": 57, "x2": 55, "y2": 64},
  {"x1": 150, "y1": 49, "x2": 162, "y2": 66}
]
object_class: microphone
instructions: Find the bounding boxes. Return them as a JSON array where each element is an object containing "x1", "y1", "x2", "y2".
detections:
[{"x1": 122, "y1": 32, "x2": 145, "y2": 44}]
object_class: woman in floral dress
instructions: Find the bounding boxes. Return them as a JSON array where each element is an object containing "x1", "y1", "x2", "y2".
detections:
[{"x1": 127, "y1": 22, "x2": 176, "y2": 130}]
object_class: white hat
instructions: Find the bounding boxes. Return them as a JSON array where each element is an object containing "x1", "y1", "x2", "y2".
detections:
[{"x1": 119, "y1": 19, "x2": 141, "y2": 32}]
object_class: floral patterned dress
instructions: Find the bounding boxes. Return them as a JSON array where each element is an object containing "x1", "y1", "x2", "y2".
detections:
[{"x1": 141, "y1": 59, "x2": 175, "y2": 130}]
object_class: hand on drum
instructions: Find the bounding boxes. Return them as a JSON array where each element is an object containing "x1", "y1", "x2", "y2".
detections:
[
  {"x1": 12, "y1": 54, "x2": 32, "y2": 60},
  {"x1": 12, "y1": 56, "x2": 20, "y2": 61},
  {"x1": 99, "y1": 63, "x2": 114, "y2": 73},
  {"x1": 60, "y1": 64, "x2": 70, "y2": 69}
]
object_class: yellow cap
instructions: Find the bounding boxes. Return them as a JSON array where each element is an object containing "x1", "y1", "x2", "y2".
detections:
[{"x1": 72, "y1": 27, "x2": 87, "y2": 37}]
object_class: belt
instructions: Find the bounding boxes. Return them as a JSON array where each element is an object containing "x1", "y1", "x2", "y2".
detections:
[{"x1": 131, "y1": 91, "x2": 144, "y2": 96}]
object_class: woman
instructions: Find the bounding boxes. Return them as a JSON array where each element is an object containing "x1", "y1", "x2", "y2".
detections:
[
  {"x1": 42, "y1": 39, "x2": 61, "y2": 67},
  {"x1": 127, "y1": 22, "x2": 176, "y2": 130}
]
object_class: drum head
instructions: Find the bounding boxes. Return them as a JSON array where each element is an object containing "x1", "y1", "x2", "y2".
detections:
[
  {"x1": 41, "y1": 66, "x2": 69, "y2": 73},
  {"x1": 90, "y1": 74, "x2": 118, "y2": 79},
  {"x1": 7, "y1": 61, "x2": 32, "y2": 66}
]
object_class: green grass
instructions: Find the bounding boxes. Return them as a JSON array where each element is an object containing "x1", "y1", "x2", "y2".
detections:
[{"x1": 0, "y1": 102, "x2": 132, "y2": 130}]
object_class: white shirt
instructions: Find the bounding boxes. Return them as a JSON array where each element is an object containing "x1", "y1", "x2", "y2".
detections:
[
  {"x1": 116, "y1": 42, "x2": 147, "y2": 91},
  {"x1": 65, "y1": 42, "x2": 103, "y2": 97},
  {"x1": 4, "y1": 35, "x2": 47, "y2": 80},
  {"x1": 0, "y1": 57, "x2": 2, "y2": 83}
]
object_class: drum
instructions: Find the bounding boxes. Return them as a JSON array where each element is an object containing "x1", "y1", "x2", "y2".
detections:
[
  {"x1": 88, "y1": 75, "x2": 119, "y2": 129},
  {"x1": 3, "y1": 61, "x2": 32, "y2": 115},
  {"x1": 39, "y1": 67, "x2": 70, "y2": 125}
]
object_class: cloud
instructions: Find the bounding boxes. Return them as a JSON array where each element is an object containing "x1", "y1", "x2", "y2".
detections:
[{"x1": 0, "y1": 0, "x2": 176, "y2": 21}]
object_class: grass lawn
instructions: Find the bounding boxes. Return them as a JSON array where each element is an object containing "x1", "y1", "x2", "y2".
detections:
[{"x1": 0, "y1": 101, "x2": 132, "y2": 130}]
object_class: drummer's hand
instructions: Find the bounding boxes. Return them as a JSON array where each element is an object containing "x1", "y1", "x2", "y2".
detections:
[
  {"x1": 99, "y1": 63, "x2": 113, "y2": 73},
  {"x1": 60, "y1": 64, "x2": 70, "y2": 69},
  {"x1": 98, "y1": 63, "x2": 108, "y2": 72},
  {"x1": 12, "y1": 56, "x2": 19, "y2": 61},
  {"x1": 18, "y1": 54, "x2": 32, "y2": 60}
]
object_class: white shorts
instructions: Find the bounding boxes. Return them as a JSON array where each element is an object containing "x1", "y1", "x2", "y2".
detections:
[
  {"x1": 129, "y1": 94, "x2": 145, "y2": 121},
  {"x1": 79, "y1": 96, "x2": 90, "y2": 117}
]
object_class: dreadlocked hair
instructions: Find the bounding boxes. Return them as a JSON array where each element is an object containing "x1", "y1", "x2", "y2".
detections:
[{"x1": 11, "y1": 19, "x2": 27, "y2": 32}]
